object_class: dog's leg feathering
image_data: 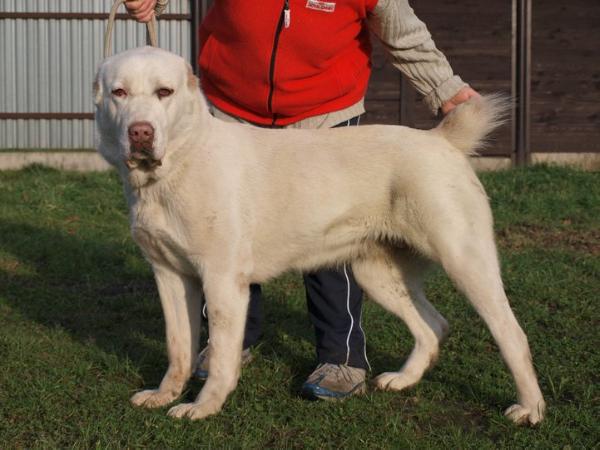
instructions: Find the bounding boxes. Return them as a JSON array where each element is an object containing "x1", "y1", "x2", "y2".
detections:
[
  {"x1": 168, "y1": 273, "x2": 249, "y2": 420},
  {"x1": 131, "y1": 265, "x2": 202, "y2": 409},
  {"x1": 443, "y1": 252, "x2": 545, "y2": 425},
  {"x1": 353, "y1": 247, "x2": 449, "y2": 392},
  {"x1": 430, "y1": 206, "x2": 546, "y2": 425}
]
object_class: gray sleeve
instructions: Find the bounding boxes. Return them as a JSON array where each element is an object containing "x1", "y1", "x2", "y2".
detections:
[{"x1": 368, "y1": 0, "x2": 468, "y2": 114}]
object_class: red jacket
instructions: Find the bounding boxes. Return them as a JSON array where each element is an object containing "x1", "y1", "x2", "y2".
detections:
[{"x1": 199, "y1": 0, "x2": 379, "y2": 126}]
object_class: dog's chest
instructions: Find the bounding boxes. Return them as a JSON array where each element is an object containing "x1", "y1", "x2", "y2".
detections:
[{"x1": 130, "y1": 203, "x2": 197, "y2": 274}]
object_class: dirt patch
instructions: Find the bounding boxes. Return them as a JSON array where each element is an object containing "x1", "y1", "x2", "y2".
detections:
[
  {"x1": 497, "y1": 224, "x2": 600, "y2": 255},
  {"x1": 0, "y1": 260, "x2": 21, "y2": 274}
]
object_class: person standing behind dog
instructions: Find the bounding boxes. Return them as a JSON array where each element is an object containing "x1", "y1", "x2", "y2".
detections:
[{"x1": 126, "y1": 0, "x2": 479, "y2": 400}]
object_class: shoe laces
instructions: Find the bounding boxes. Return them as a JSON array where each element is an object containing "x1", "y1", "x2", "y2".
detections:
[{"x1": 314, "y1": 363, "x2": 361, "y2": 384}]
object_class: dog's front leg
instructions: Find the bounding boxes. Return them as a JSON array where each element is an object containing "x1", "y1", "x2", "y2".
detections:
[
  {"x1": 131, "y1": 264, "x2": 202, "y2": 409},
  {"x1": 168, "y1": 272, "x2": 249, "y2": 420}
]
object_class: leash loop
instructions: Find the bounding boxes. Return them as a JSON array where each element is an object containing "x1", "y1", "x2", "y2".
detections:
[{"x1": 104, "y1": 0, "x2": 160, "y2": 59}]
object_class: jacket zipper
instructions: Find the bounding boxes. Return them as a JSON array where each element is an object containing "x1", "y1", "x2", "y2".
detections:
[{"x1": 267, "y1": 0, "x2": 290, "y2": 126}]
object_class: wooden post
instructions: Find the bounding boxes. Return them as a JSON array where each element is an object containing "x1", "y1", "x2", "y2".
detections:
[
  {"x1": 399, "y1": 76, "x2": 415, "y2": 127},
  {"x1": 190, "y1": 0, "x2": 203, "y2": 74},
  {"x1": 512, "y1": 0, "x2": 532, "y2": 167}
]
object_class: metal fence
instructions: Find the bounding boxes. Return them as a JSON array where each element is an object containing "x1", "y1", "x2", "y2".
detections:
[
  {"x1": 1, "y1": 0, "x2": 590, "y2": 168},
  {"x1": 0, "y1": 0, "x2": 192, "y2": 149}
]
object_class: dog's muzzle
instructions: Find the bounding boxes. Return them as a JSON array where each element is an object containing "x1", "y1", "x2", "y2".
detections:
[{"x1": 126, "y1": 121, "x2": 162, "y2": 170}]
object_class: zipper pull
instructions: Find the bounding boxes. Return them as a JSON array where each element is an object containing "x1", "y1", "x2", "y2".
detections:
[{"x1": 284, "y1": 0, "x2": 291, "y2": 28}]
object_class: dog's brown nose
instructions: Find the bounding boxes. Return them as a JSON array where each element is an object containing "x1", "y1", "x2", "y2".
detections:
[{"x1": 128, "y1": 121, "x2": 155, "y2": 148}]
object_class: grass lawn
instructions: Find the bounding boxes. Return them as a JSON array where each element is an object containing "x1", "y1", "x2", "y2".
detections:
[{"x1": 0, "y1": 165, "x2": 598, "y2": 448}]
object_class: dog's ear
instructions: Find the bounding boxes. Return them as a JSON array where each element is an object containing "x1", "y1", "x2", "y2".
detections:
[
  {"x1": 93, "y1": 72, "x2": 103, "y2": 105},
  {"x1": 186, "y1": 63, "x2": 199, "y2": 90}
]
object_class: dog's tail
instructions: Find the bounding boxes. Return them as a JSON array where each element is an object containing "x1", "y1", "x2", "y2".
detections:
[{"x1": 437, "y1": 93, "x2": 509, "y2": 155}]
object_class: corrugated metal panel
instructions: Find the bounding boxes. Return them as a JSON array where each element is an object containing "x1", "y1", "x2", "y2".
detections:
[{"x1": 0, "y1": 0, "x2": 191, "y2": 149}]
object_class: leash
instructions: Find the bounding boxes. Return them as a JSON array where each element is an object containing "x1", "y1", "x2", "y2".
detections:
[{"x1": 103, "y1": 0, "x2": 168, "y2": 59}]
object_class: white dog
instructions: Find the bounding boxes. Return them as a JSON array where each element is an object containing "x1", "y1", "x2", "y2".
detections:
[{"x1": 94, "y1": 46, "x2": 545, "y2": 425}]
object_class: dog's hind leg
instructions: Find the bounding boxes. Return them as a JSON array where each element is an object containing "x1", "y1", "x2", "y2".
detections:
[
  {"x1": 423, "y1": 182, "x2": 546, "y2": 425},
  {"x1": 352, "y1": 246, "x2": 449, "y2": 392},
  {"x1": 435, "y1": 235, "x2": 545, "y2": 424},
  {"x1": 168, "y1": 272, "x2": 249, "y2": 420},
  {"x1": 131, "y1": 265, "x2": 202, "y2": 409}
]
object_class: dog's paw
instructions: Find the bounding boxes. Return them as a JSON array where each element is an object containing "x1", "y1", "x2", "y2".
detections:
[
  {"x1": 504, "y1": 402, "x2": 545, "y2": 426},
  {"x1": 130, "y1": 389, "x2": 178, "y2": 409},
  {"x1": 372, "y1": 372, "x2": 418, "y2": 391},
  {"x1": 167, "y1": 400, "x2": 222, "y2": 420}
]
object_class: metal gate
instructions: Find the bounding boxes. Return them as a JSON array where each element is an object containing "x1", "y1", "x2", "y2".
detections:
[{"x1": 0, "y1": 0, "x2": 192, "y2": 150}]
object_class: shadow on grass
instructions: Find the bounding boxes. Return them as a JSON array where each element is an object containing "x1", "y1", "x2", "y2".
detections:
[
  {"x1": 0, "y1": 220, "x2": 320, "y2": 392},
  {"x1": 0, "y1": 221, "x2": 160, "y2": 372},
  {"x1": 0, "y1": 217, "x2": 507, "y2": 403}
]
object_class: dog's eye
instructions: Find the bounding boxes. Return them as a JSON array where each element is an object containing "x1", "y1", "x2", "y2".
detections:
[
  {"x1": 111, "y1": 88, "x2": 127, "y2": 98},
  {"x1": 157, "y1": 88, "x2": 174, "y2": 99}
]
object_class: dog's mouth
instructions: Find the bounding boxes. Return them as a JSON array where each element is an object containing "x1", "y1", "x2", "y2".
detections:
[{"x1": 125, "y1": 147, "x2": 162, "y2": 171}]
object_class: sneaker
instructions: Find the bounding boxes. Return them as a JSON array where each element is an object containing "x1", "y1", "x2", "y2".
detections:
[
  {"x1": 301, "y1": 363, "x2": 367, "y2": 400},
  {"x1": 193, "y1": 346, "x2": 254, "y2": 380}
]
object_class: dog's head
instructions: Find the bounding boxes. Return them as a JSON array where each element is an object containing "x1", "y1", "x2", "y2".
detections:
[{"x1": 94, "y1": 46, "x2": 201, "y2": 175}]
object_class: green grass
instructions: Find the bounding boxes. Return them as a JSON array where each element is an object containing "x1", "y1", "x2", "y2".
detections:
[{"x1": 0, "y1": 165, "x2": 598, "y2": 448}]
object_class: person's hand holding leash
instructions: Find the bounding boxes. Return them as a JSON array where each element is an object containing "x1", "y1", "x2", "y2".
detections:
[{"x1": 125, "y1": 0, "x2": 157, "y2": 23}]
